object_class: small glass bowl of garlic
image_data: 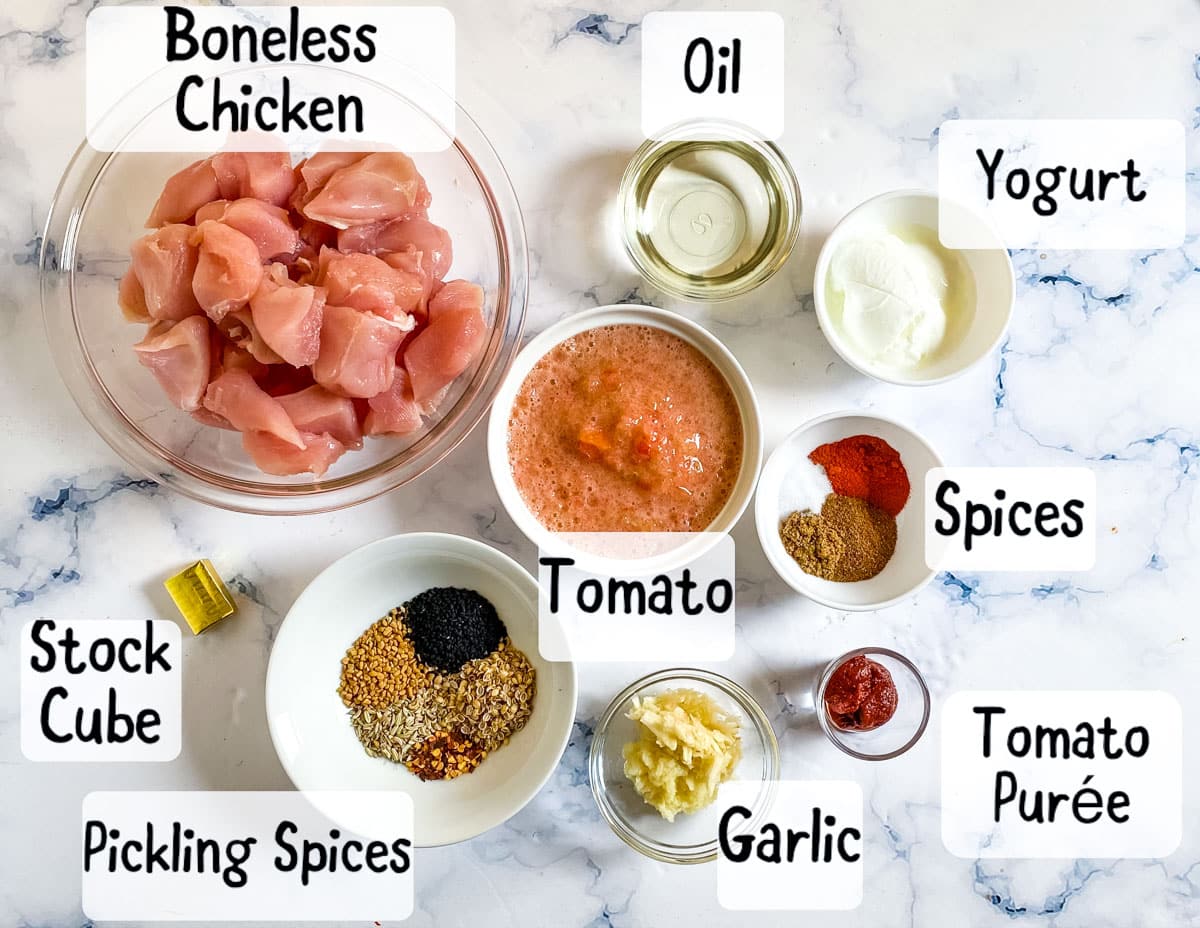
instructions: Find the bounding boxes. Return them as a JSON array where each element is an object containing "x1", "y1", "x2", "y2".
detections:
[{"x1": 588, "y1": 667, "x2": 780, "y2": 864}]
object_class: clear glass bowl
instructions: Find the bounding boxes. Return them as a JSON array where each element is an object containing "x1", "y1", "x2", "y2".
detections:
[
  {"x1": 588, "y1": 668, "x2": 780, "y2": 864},
  {"x1": 40, "y1": 94, "x2": 527, "y2": 515},
  {"x1": 619, "y1": 119, "x2": 801, "y2": 302},
  {"x1": 813, "y1": 647, "x2": 931, "y2": 760}
]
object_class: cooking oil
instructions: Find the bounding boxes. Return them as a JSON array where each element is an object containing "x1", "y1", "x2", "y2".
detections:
[{"x1": 620, "y1": 124, "x2": 801, "y2": 301}]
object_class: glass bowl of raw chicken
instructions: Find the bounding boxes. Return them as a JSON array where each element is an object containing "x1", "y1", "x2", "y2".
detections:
[{"x1": 41, "y1": 111, "x2": 527, "y2": 513}]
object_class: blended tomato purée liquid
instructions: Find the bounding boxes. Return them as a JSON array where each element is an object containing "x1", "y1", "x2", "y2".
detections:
[{"x1": 508, "y1": 324, "x2": 743, "y2": 532}]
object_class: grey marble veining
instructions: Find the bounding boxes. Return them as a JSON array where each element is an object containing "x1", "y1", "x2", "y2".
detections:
[{"x1": 1, "y1": 1, "x2": 1199, "y2": 926}]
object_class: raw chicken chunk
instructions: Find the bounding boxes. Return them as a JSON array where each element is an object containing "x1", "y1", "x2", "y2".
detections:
[
  {"x1": 363, "y1": 368, "x2": 424, "y2": 436},
  {"x1": 203, "y1": 369, "x2": 303, "y2": 448},
  {"x1": 133, "y1": 316, "x2": 212, "y2": 411},
  {"x1": 146, "y1": 158, "x2": 220, "y2": 227},
  {"x1": 212, "y1": 151, "x2": 297, "y2": 208},
  {"x1": 378, "y1": 247, "x2": 434, "y2": 320},
  {"x1": 317, "y1": 249, "x2": 422, "y2": 326},
  {"x1": 313, "y1": 303, "x2": 407, "y2": 398},
  {"x1": 192, "y1": 221, "x2": 265, "y2": 322},
  {"x1": 242, "y1": 429, "x2": 345, "y2": 477},
  {"x1": 118, "y1": 268, "x2": 150, "y2": 323},
  {"x1": 192, "y1": 407, "x2": 236, "y2": 431},
  {"x1": 340, "y1": 218, "x2": 453, "y2": 279},
  {"x1": 195, "y1": 198, "x2": 299, "y2": 262},
  {"x1": 249, "y1": 264, "x2": 325, "y2": 367},
  {"x1": 301, "y1": 151, "x2": 430, "y2": 229},
  {"x1": 129, "y1": 224, "x2": 201, "y2": 322},
  {"x1": 220, "y1": 308, "x2": 285, "y2": 365},
  {"x1": 297, "y1": 217, "x2": 338, "y2": 255},
  {"x1": 276, "y1": 384, "x2": 363, "y2": 449},
  {"x1": 404, "y1": 280, "x2": 486, "y2": 404},
  {"x1": 299, "y1": 151, "x2": 368, "y2": 190},
  {"x1": 193, "y1": 199, "x2": 227, "y2": 225},
  {"x1": 217, "y1": 343, "x2": 269, "y2": 381}
]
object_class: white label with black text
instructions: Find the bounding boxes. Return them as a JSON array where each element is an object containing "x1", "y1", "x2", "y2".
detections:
[
  {"x1": 86, "y1": 6, "x2": 455, "y2": 151},
  {"x1": 924, "y1": 467, "x2": 1096, "y2": 572},
  {"x1": 537, "y1": 533, "x2": 735, "y2": 663},
  {"x1": 938, "y1": 119, "x2": 1185, "y2": 249},
  {"x1": 717, "y1": 780, "x2": 863, "y2": 911},
  {"x1": 81, "y1": 790, "x2": 413, "y2": 921},
  {"x1": 941, "y1": 691, "x2": 1182, "y2": 859},
  {"x1": 641, "y1": 11, "x2": 784, "y2": 140},
  {"x1": 21, "y1": 619, "x2": 181, "y2": 762}
]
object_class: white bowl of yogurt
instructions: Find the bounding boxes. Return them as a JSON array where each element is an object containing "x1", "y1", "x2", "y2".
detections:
[{"x1": 813, "y1": 189, "x2": 1014, "y2": 386}]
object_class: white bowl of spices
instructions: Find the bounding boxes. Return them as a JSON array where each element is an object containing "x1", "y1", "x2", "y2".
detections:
[
  {"x1": 754, "y1": 412, "x2": 943, "y2": 611},
  {"x1": 813, "y1": 190, "x2": 1014, "y2": 386},
  {"x1": 266, "y1": 532, "x2": 578, "y2": 846}
]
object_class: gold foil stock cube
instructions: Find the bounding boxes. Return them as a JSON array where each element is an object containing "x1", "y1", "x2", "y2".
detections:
[{"x1": 164, "y1": 559, "x2": 237, "y2": 634}]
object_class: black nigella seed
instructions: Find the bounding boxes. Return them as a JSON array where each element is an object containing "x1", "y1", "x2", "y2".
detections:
[{"x1": 403, "y1": 587, "x2": 506, "y2": 673}]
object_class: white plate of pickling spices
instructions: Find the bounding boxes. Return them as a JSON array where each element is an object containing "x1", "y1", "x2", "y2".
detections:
[
  {"x1": 266, "y1": 532, "x2": 578, "y2": 846},
  {"x1": 754, "y1": 412, "x2": 944, "y2": 611}
]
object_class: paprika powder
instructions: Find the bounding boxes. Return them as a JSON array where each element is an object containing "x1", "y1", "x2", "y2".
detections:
[{"x1": 809, "y1": 435, "x2": 910, "y2": 517}]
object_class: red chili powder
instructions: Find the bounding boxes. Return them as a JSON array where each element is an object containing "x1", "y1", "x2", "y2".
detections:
[{"x1": 809, "y1": 434, "x2": 910, "y2": 517}]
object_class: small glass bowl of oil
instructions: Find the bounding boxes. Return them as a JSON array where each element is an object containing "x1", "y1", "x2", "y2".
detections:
[{"x1": 619, "y1": 120, "x2": 801, "y2": 302}]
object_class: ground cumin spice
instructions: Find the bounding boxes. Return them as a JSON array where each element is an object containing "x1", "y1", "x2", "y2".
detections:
[
  {"x1": 779, "y1": 509, "x2": 845, "y2": 576},
  {"x1": 781, "y1": 494, "x2": 897, "y2": 581},
  {"x1": 809, "y1": 435, "x2": 910, "y2": 517}
]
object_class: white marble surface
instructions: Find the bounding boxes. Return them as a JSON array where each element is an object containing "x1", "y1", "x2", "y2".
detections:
[{"x1": 2, "y1": 1, "x2": 1200, "y2": 925}]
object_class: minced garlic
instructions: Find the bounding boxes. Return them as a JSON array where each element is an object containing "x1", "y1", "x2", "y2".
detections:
[{"x1": 621, "y1": 688, "x2": 742, "y2": 822}]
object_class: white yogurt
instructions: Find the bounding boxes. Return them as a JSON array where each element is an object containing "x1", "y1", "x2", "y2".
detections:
[{"x1": 825, "y1": 223, "x2": 973, "y2": 371}]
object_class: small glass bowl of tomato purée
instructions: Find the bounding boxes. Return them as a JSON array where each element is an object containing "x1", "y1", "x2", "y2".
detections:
[{"x1": 814, "y1": 647, "x2": 930, "y2": 761}]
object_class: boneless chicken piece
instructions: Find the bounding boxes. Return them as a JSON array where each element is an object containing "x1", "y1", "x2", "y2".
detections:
[
  {"x1": 292, "y1": 152, "x2": 397, "y2": 221},
  {"x1": 301, "y1": 151, "x2": 431, "y2": 229},
  {"x1": 378, "y1": 247, "x2": 434, "y2": 321},
  {"x1": 249, "y1": 264, "x2": 324, "y2": 367},
  {"x1": 403, "y1": 280, "x2": 486, "y2": 404},
  {"x1": 194, "y1": 198, "x2": 300, "y2": 262},
  {"x1": 296, "y1": 217, "x2": 338, "y2": 256},
  {"x1": 212, "y1": 151, "x2": 297, "y2": 208},
  {"x1": 145, "y1": 158, "x2": 221, "y2": 227},
  {"x1": 340, "y1": 218, "x2": 453, "y2": 280},
  {"x1": 299, "y1": 151, "x2": 369, "y2": 191},
  {"x1": 203, "y1": 369, "x2": 303, "y2": 448},
  {"x1": 276, "y1": 384, "x2": 363, "y2": 449},
  {"x1": 216, "y1": 343, "x2": 269, "y2": 381},
  {"x1": 129, "y1": 224, "x2": 201, "y2": 322},
  {"x1": 192, "y1": 200, "x2": 227, "y2": 225},
  {"x1": 118, "y1": 268, "x2": 150, "y2": 323},
  {"x1": 192, "y1": 221, "x2": 265, "y2": 322},
  {"x1": 132, "y1": 316, "x2": 213, "y2": 411},
  {"x1": 219, "y1": 308, "x2": 284, "y2": 365},
  {"x1": 192, "y1": 407, "x2": 237, "y2": 431},
  {"x1": 313, "y1": 304, "x2": 407, "y2": 398},
  {"x1": 317, "y1": 249, "x2": 422, "y2": 326},
  {"x1": 242, "y1": 429, "x2": 346, "y2": 477},
  {"x1": 363, "y1": 368, "x2": 424, "y2": 436}
]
